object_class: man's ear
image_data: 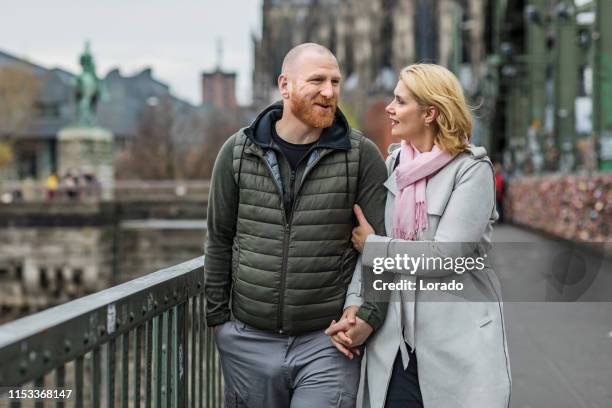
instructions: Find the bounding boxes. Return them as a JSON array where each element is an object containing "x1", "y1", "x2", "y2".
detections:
[{"x1": 278, "y1": 74, "x2": 290, "y2": 99}]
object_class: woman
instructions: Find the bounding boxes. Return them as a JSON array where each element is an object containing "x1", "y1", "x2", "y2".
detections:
[{"x1": 326, "y1": 64, "x2": 511, "y2": 408}]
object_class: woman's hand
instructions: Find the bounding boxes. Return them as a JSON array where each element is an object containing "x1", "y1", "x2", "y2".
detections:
[
  {"x1": 326, "y1": 306, "x2": 360, "y2": 359},
  {"x1": 351, "y1": 204, "x2": 374, "y2": 253},
  {"x1": 325, "y1": 306, "x2": 374, "y2": 359}
]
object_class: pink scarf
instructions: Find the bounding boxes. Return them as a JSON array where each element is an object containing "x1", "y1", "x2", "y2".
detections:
[{"x1": 393, "y1": 141, "x2": 456, "y2": 240}]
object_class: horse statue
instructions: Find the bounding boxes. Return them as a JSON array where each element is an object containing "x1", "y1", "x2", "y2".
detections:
[{"x1": 74, "y1": 42, "x2": 102, "y2": 126}]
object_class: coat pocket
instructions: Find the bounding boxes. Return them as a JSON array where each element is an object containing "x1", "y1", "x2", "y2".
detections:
[
  {"x1": 336, "y1": 391, "x2": 357, "y2": 408},
  {"x1": 467, "y1": 301, "x2": 493, "y2": 328}
]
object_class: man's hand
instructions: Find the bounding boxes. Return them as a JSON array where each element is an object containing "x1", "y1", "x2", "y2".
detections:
[
  {"x1": 325, "y1": 306, "x2": 373, "y2": 359},
  {"x1": 326, "y1": 306, "x2": 358, "y2": 357},
  {"x1": 326, "y1": 306, "x2": 358, "y2": 337},
  {"x1": 352, "y1": 204, "x2": 374, "y2": 253},
  {"x1": 343, "y1": 318, "x2": 373, "y2": 348}
]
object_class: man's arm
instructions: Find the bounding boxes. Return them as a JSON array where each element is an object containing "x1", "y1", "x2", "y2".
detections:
[
  {"x1": 204, "y1": 136, "x2": 238, "y2": 327},
  {"x1": 352, "y1": 137, "x2": 389, "y2": 331}
]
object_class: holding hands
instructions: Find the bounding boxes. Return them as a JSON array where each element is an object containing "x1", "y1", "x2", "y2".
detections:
[
  {"x1": 325, "y1": 306, "x2": 373, "y2": 359},
  {"x1": 327, "y1": 205, "x2": 376, "y2": 358}
]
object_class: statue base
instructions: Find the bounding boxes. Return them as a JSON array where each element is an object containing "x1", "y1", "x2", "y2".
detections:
[{"x1": 57, "y1": 126, "x2": 114, "y2": 200}]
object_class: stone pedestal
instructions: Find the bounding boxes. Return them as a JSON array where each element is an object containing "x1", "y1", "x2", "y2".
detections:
[{"x1": 57, "y1": 126, "x2": 114, "y2": 200}]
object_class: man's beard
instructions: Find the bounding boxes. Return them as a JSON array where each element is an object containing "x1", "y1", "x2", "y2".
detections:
[{"x1": 289, "y1": 91, "x2": 337, "y2": 128}]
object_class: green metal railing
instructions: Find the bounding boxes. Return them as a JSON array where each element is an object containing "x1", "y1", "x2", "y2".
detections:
[{"x1": 0, "y1": 256, "x2": 223, "y2": 407}]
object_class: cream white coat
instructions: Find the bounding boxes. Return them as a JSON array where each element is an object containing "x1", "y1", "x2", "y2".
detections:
[{"x1": 346, "y1": 145, "x2": 511, "y2": 408}]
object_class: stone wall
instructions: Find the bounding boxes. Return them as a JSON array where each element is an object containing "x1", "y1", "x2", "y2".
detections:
[
  {"x1": 0, "y1": 200, "x2": 206, "y2": 323},
  {"x1": 117, "y1": 220, "x2": 206, "y2": 282},
  {"x1": 0, "y1": 226, "x2": 114, "y2": 322}
]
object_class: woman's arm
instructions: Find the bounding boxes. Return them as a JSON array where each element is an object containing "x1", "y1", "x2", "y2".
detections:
[{"x1": 362, "y1": 161, "x2": 495, "y2": 277}]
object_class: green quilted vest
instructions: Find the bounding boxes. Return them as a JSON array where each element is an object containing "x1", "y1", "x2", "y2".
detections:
[{"x1": 229, "y1": 124, "x2": 364, "y2": 334}]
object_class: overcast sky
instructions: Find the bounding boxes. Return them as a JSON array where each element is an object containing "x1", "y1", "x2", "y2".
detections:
[{"x1": 0, "y1": 0, "x2": 262, "y2": 105}]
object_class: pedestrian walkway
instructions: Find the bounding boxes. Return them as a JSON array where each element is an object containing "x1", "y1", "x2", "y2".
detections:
[{"x1": 494, "y1": 225, "x2": 612, "y2": 407}]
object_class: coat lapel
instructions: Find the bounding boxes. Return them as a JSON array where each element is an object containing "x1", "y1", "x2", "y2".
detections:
[
  {"x1": 384, "y1": 149, "x2": 401, "y2": 196},
  {"x1": 383, "y1": 173, "x2": 398, "y2": 196}
]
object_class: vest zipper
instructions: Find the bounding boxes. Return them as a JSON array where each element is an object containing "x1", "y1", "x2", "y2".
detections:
[
  {"x1": 254, "y1": 145, "x2": 342, "y2": 333},
  {"x1": 253, "y1": 148, "x2": 289, "y2": 332},
  {"x1": 278, "y1": 149, "x2": 343, "y2": 332},
  {"x1": 277, "y1": 170, "x2": 296, "y2": 332},
  {"x1": 291, "y1": 150, "x2": 328, "y2": 208},
  {"x1": 286, "y1": 171, "x2": 296, "y2": 216}
]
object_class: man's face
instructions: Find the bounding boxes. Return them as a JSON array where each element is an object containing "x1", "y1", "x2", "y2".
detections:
[{"x1": 285, "y1": 53, "x2": 341, "y2": 128}]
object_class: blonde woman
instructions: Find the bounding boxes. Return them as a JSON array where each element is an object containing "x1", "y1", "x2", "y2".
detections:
[{"x1": 326, "y1": 64, "x2": 511, "y2": 408}]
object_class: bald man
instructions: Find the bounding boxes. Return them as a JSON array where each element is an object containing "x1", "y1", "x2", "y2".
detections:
[{"x1": 204, "y1": 43, "x2": 388, "y2": 407}]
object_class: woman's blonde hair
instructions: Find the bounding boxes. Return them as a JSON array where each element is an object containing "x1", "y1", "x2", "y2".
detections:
[{"x1": 399, "y1": 63, "x2": 472, "y2": 155}]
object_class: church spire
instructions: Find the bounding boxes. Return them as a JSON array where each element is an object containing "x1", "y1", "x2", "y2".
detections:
[{"x1": 216, "y1": 38, "x2": 223, "y2": 71}]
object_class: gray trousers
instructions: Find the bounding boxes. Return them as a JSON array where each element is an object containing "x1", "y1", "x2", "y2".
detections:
[{"x1": 214, "y1": 319, "x2": 361, "y2": 408}]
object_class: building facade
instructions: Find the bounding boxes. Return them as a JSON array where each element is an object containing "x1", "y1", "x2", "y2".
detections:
[
  {"x1": 201, "y1": 70, "x2": 237, "y2": 111},
  {"x1": 251, "y1": 0, "x2": 488, "y2": 154},
  {"x1": 0, "y1": 49, "x2": 196, "y2": 181}
]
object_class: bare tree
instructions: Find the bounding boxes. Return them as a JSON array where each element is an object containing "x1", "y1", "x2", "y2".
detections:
[
  {"x1": 115, "y1": 95, "x2": 181, "y2": 180},
  {"x1": 115, "y1": 94, "x2": 243, "y2": 180},
  {"x1": 114, "y1": 89, "x2": 246, "y2": 180},
  {"x1": 182, "y1": 110, "x2": 242, "y2": 179}
]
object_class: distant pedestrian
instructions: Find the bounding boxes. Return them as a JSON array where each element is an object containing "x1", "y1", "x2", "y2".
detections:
[
  {"x1": 46, "y1": 173, "x2": 59, "y2": 200},
  {"x1": 494, "y1": 162, "x2": 506, "y2": 223},
  {"x1": 62, "y1": 170, "x2": 79, "y2": 201}
]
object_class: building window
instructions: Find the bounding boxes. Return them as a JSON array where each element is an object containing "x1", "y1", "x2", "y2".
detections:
[{"x1": 35, "y1": 102, "x2": 60, "y2": 118}]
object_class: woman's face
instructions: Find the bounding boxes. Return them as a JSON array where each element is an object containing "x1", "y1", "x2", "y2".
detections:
[{"x1": 385, "y1": 80, "x2": 427, "y2": 142}]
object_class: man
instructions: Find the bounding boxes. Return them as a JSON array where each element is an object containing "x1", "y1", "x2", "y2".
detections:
[{"x1": 204, "y1": 43, "x2": 387, "y2": 407}]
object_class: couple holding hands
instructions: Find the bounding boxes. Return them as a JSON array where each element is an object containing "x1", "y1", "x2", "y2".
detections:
[{"x1": 204, "y1": 43, "x2": 511, "y2": 408}]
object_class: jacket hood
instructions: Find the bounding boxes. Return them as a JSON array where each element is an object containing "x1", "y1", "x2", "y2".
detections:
[{"x1": 244, "y1": 101, "x2": 352, "y2": 150}]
